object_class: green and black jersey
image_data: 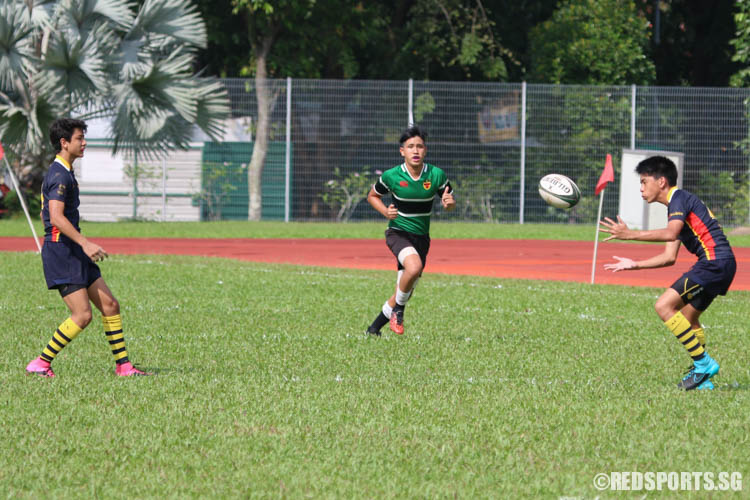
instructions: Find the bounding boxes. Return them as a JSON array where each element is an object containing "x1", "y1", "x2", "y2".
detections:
[{"x1": 373, "y1": 162, "x2": 451, "y2": 235}]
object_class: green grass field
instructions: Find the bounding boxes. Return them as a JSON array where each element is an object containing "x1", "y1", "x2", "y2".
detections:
[
  {"x1": 2, "y1": 246, "x2": 749, "y2": 497},
  {"x1": 3, "y1": 217, "x2": 750, "y2": 246}
]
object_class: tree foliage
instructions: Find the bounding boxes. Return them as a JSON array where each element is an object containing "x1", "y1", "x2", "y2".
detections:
[
  {"x1": 229, "y1": 0, "x2": 380, "y2": 79},
  {"x1": 0, "y1": 0, "x2": 230, "y2": 185},
  {"x1": 390, "y1": 0, "x2": 509, "y2": 81},
  {"x1": 200, "y1": 0, "x2": 517, "y2": 82},
  {"x1": 528, "y1": 0, "x2": 656, "y2": 85},
  {"x1": 731, "y1": 0, "x2": 750, "y2": 87},
  {"x1": 647, "y1": 0, "x2": 739, "y2": 87},
  {"x1": 193, "y1": 0, "x2": 743, "y2": 86},
  {"x1": 228, "y1": 0, "x2": 389, "y2": 219}
]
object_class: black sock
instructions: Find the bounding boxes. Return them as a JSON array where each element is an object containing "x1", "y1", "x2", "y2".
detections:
[
  {"x1": 393, "y1": 303, "x2": 405, "y2": 313},
  {"x1": 369, "y1": 312, "x2": 389, "y2": 332}
]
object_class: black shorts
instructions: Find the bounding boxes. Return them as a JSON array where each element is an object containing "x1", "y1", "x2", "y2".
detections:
[
  {"x1": 385, "y1": 228, "x2": 430, "y2": 271},
  {"x1": 670, "y1": 258, "x2": 736, "y2": 311},
  {"x1": 42, "y1": 240, "x2": 101, "y2": 291}
]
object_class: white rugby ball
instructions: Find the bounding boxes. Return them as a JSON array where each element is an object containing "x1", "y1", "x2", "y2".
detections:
[{"x1": 538, "y1": 173, "x2": 581, "y2": 209}]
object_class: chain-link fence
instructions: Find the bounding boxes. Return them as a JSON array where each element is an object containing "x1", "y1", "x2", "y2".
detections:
[{"x1": 202, "y1": 79, "x2": 750, "y2": 226}]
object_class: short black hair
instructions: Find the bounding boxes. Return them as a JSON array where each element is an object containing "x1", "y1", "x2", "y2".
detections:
[
  {"x1": 635, "y1": 155, "x2": 678, "y2": 187},
  {"x1": 399, "y1": 125, "x2": 427, "y2": 146},
  {"x1": 49, "y1": 118, "x2": 87, "y2": 153}
]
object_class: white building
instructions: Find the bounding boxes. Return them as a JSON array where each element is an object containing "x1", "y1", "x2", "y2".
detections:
[{"x1": 74, "y1": 117, "x2": 251, "y2": 222}]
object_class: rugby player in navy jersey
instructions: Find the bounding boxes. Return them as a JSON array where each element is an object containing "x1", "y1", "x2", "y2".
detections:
[
  {"x1": 25, "y1": 118, "x2": 150, "y2": 377},
  {"x1": 365, "y1": 125, "x2": 455, "y2": 336},
  {"x1": 600, "y1": 156, "x2": 736, "y2": 390}
]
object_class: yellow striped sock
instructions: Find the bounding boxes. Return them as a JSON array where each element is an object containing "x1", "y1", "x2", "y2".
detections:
[
  {"x1": 103, "y1": 314, "x2": 129, "y2": 365},
  {"x1": 40, "y1": 318, "x2": 83, "y2": 363},
  {"x1": 691, "y1": 327, "x2": 706, "y2": 348},
  {"x1": 664, "y1": 312, "x2": 705, "y2": 360}
]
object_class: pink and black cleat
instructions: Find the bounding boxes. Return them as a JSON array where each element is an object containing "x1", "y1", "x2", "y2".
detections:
[
  {"x1": 115, "y1": 361, "x2": 152, "y2": 377},
  {"x1": 26, "y1": 357, "x2": 55, "y2": 378}
]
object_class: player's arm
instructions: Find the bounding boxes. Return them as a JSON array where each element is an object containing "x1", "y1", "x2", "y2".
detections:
[
  {"x1": 48, "y1": 199, "x2": 108, "y2": 262},
  {"x1": 599, "y1": 215, "x2": 683, "y2": 242},
  {"x1": 367, "y1": 184, "x2": 398, "y2": 220},
  {"x1": 604, "y1": 240, "x2": 681, "y2": 272}
]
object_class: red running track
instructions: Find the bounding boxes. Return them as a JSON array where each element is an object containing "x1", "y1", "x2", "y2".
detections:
[{"x1": 1, "y1": 236, "x2": 748, "y2": 290}]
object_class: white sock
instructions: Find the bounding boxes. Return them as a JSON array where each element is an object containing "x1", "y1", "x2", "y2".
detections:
[
  {"x1": 395, "y1": 288, "x2": 411, "y2": 306},
  {"x1": 382, "y1": 301, "x2": 393, "y2": 318}
]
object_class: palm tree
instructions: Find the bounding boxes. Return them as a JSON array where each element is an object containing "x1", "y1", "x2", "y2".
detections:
[{"x1": 0, "y1": 0, "x2": 229, "y2": 187}]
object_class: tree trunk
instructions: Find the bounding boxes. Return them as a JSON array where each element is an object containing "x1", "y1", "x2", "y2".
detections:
[{"x1": 248, "y1": 49, "x2": 271, "y2": 221}]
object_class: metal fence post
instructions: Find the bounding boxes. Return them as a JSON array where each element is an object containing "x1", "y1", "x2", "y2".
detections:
[
  {"x1": 285, "y1": 77, "x2": 292, "y2": 222},
  {"x1": 408, "y1": 78, "x2": 414, "y2": 125},
  {"x1": 631, "y1": 84, "x2": 636, "y2": 149},
  {"x1": 162, "y1": 158, "x2": 167, "y2": 221},
  {"x1": 519, "y1": 81, "x2": 527, "y2": 224},
  {"x1": 132, "y1": 149, "x2": 138, "y2": 219}
]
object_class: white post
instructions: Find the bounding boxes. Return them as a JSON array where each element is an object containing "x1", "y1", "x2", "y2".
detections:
[
  {"x1": 519, "y1": 81, "x2": 527, "y2": 224},
  {"x1": 162, "y1": 158, "x2": 167, "y2": 221},
  {"x1": 631, "y1": 84, "x2": 636, "y2": 149},
  {"x1": 285, "y1": 77, "x2": 292, "y2": 223},
  {"x1": 591, "y1": 190, "x2": 606, "y2": 284},
  {"x1": 4, "y1": 157, "x2": 42, "y2": 252},
  {"x1": 408, "y1": 78, "x2": 414, "y2": 125}
]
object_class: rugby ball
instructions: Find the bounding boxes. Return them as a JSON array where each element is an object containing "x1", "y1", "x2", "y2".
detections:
[{"x1": 538, "y1": 174, "x2": 581, "y2": 209}]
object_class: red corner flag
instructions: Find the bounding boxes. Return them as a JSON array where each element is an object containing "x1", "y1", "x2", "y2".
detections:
[
  {"x1": 0, "y1": 142, "x2": 4, "y2": 161},
  {"x1": 595, "y1": 154, "x2": 614, "y2": 195}
]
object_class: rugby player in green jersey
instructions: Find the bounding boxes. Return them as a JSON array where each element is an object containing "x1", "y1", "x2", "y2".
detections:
[{"x1": 365, "y1": 125, "x2": 455, "y2": 336}]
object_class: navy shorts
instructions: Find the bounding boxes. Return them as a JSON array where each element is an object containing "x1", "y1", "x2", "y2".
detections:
[
  {"x1": 42, "y1": 240, "x2": 101, "y2": 290},
  {"x1": 670, "y1": 258, "x2": 736, "y2": 311},
  {"x1": 385, "y1": 228, "x2": 430, "y2": 271}
]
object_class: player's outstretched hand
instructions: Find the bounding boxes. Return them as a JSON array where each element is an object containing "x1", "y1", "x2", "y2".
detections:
[
  {"x1": 599, "y1": 215, "x2": 631, "y2": 242},
  {"x1": 83, "y1": 241, "x2": 109, "y2": 263},
  {"x1": 604, "y1": 255, "x2": 637, "y2": 273},
  {"x1": 385, "y1": 203, "x2": 398, "y2": 220},
  {"x1": 441, "y1": 189, "x2": 456, "y2": 211}
]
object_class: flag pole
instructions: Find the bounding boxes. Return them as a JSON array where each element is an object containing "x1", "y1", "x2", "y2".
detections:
[
  {"x1": 591, "y1": 188, "x2": 605, "y2": 284},
  {"x1": 3, "y1": 156, "x2": 42, "y2": 252},
  {"x1": 591, "y1": 153, "x2": 614, "y2": 284}
]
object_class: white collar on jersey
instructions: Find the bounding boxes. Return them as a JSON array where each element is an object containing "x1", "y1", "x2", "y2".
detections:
[{"x1": 400, "y1": 162, "x2": 427, "y2": 181}]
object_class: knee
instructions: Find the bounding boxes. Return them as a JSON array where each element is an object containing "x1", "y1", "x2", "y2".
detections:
[
  {"x1": 654, "y1": 301, "x2": 675, "y2": 322},
  {"x1": 403, "y1": 262, "x2": 423, "y2": 277},
  {"x1": 102, "y1": 296, "x2": 120, "y2": 316},
  {"x1": 73, "y1": 309, "x2": 93, "y2": 329}
]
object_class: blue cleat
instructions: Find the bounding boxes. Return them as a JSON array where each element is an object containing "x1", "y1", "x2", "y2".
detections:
[
  {"x1": 678, "y1": 354, "x2": 719, "y2": 391},
  {"x1": 696, "y1": 380, "x2": 714, "y2": 390}
]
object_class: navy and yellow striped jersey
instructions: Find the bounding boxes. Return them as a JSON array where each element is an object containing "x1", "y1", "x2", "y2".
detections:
[
  {"x1": 667, "y1": 187, "x2": 733, "y2": 261},
  {"x1": 374, "y1": 162, "x2": 451, "y2": 235},
  {"x1": 41, "y1": 156, "x2": 80, "y2": 243}
]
